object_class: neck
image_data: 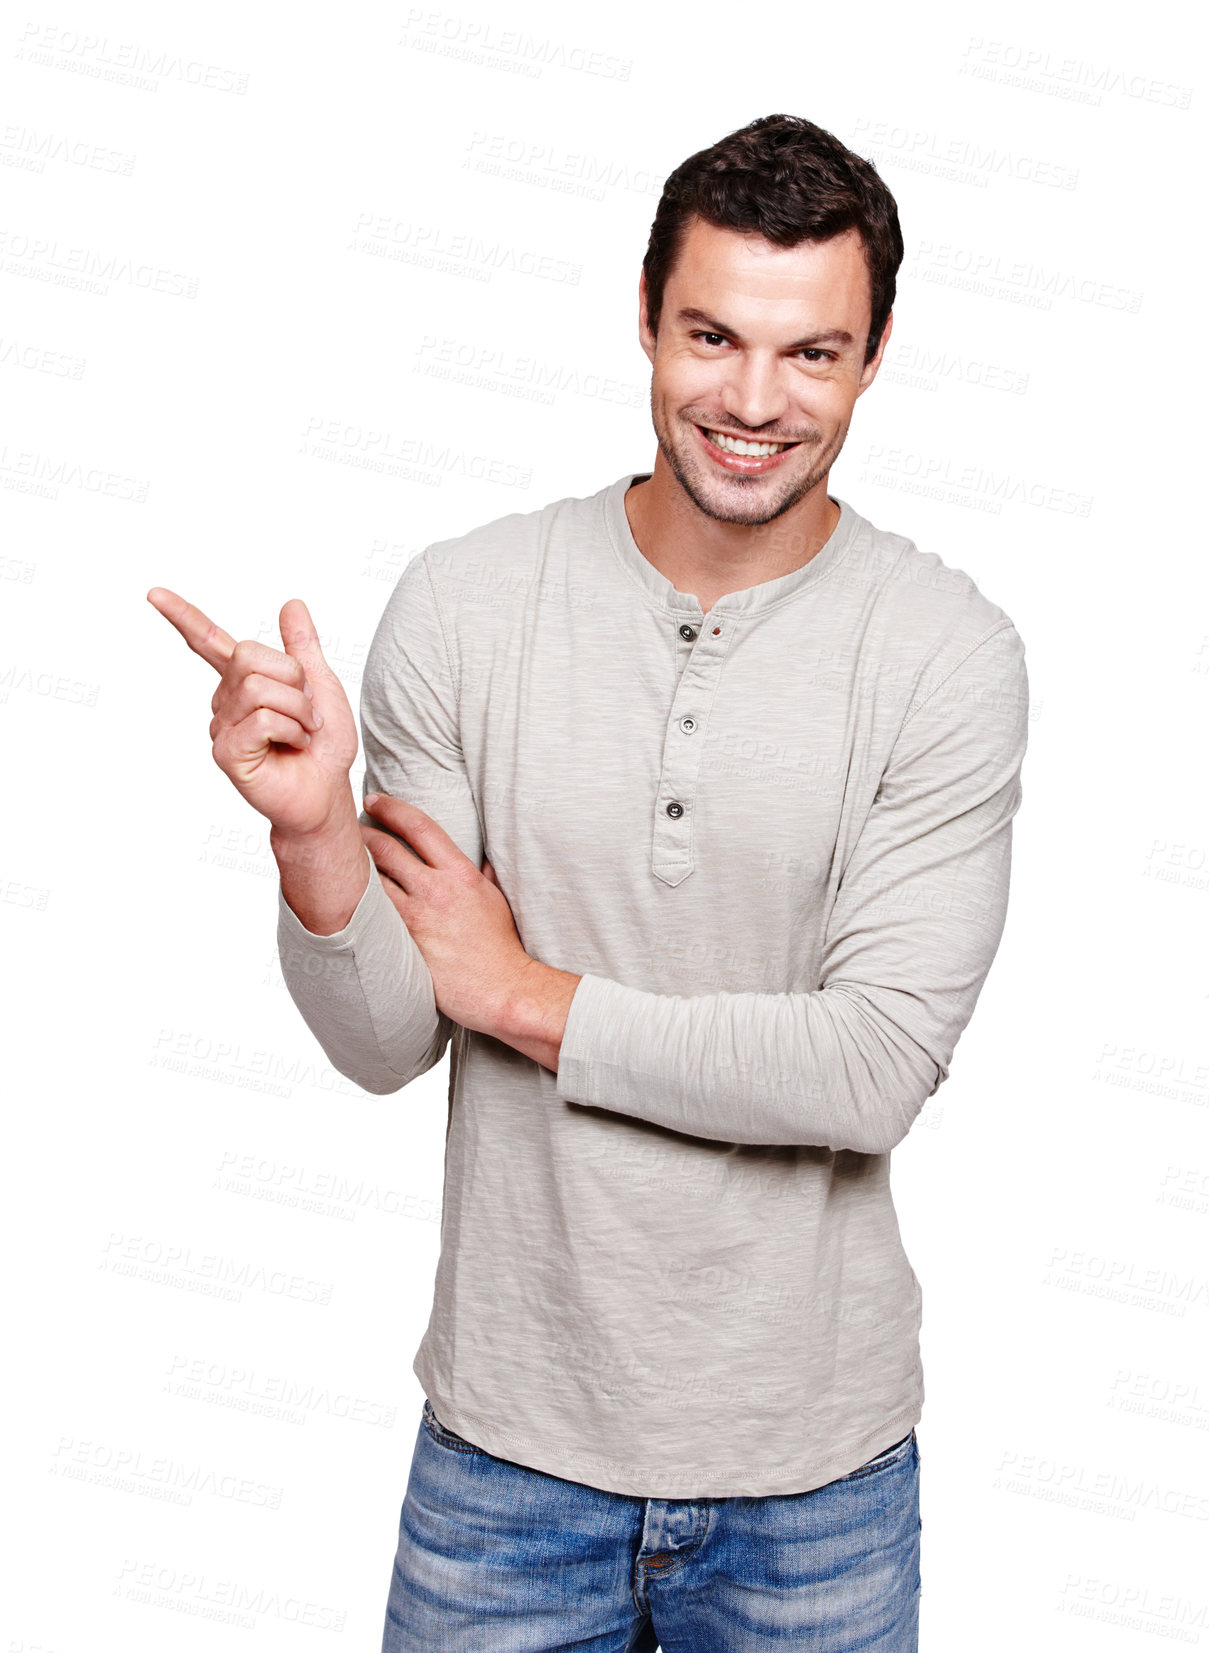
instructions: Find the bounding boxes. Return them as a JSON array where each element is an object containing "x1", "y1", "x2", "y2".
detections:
[{"x1": 624, "y1": 450, "x2": 840, "y2": 611}]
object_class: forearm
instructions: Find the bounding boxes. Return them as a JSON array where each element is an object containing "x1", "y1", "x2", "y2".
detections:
[
  {"x1": 274, "y1": 816, "x2": 449, "y2": 1095},
  {"x1": 271, "y1": 802, "x2": 369, "y2": 935},
  {"x1": 494, "y1": 959, "x2": 583, "y2": 1072},
  {"x1": 552, "y1": 974, "x2": 939, "y2": 1153}
]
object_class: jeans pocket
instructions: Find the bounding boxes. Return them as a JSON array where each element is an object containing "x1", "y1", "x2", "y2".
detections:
[
  {"x1": 836, "y1": 1429, "x2": 915, "y2": 1483},
  {"x1": 421, "y1": 1398, "x2": 487, "y2": 1456}
]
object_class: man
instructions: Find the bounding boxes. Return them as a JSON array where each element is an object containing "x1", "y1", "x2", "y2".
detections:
[{"x1": 150, "y1": 114, "x2": 1028, "y2": 1651}]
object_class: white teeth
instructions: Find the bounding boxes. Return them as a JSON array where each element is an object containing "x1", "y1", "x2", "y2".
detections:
[{"x1": 705, "y1": 430, "x2": 788, "y2": 457}]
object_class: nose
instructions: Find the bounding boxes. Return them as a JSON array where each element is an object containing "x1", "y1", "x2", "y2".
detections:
[{"x1": 720, "y1": 350, "x2": 789, "y2": 432}]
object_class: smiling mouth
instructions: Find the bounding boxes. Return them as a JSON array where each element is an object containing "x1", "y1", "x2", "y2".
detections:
[{"x1": 697, "y1": 425, "x2": 801, "y2": 458}]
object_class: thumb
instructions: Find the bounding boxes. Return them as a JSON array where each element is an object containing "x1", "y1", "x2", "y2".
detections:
[{"x1": 278, "y1": 598, "x2": 332, "y2": 687}]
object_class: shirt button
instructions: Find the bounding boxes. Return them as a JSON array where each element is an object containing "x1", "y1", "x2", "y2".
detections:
[
  {"x1": 666, "y1": 801, "x2": 684, "y2": 818},
  {"x1": 679, "y1": 717, "x2": 696, "y2": 734},
  {"x1": 678, "y1": 624, "x2": 697, "y2": 641}
]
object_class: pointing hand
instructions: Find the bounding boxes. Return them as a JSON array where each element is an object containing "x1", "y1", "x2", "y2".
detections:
[{"x1": 146, "y1": 587, "x2": 359, "y2": 840}]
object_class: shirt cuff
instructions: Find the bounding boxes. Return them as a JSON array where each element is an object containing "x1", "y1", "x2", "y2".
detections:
[
  {"x1": 556, "y1": 972, "x2": 643, "y2": 1103},
  {"x1": 276, "y1": 843, "x2": 389, "y2": 952}
]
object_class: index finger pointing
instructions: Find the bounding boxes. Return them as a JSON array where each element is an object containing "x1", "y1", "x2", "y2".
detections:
[{"x1": 146, "y1": 586, "x2": 237, "y2": 674}]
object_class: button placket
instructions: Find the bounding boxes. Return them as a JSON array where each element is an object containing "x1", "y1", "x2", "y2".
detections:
[{"x1": 652, "y1": 614, "x2": 734, "y2": 887}]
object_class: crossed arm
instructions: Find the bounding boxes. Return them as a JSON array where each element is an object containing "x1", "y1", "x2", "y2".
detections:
[
  {"x1": 354, "y1": 788, "x2": 580, "y2": 1074},
  {"x1": 277, "y1": 555, "x2": 1029, "y2": 1152}
]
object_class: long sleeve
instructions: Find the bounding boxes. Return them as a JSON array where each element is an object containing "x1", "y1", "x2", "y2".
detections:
[
  {"x1": 555, "y1": 621, "x2": 1029, "y2": 1153},
  {"x1": 276, "y1": 552, "x2": 484, "y2": 1096}
]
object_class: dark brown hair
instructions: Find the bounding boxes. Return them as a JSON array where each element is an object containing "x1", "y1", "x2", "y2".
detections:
[{"x1": 642, "y1": 114, "x2": 903, "y2": 365}]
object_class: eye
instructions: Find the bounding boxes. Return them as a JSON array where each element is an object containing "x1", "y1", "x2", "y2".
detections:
[
  {"x1": 799, "y1": 348, "x2": 835, "y2": 362},
  {"x1": 692, "y1": 331, "x2": 729, "y2": 348}
]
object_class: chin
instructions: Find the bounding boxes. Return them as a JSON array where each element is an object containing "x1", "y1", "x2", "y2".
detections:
[
  {"x1": 689, "y1": 481, "x2": 802, "y2": 527},
  {"x1": 673, "y1": 453, "x2": 806, "y2": 527}
]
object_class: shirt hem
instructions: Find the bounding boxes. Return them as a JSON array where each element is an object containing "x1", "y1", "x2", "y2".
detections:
[{"x1": 414, "y1": 1365, "x2": 922, "y2": 1496}]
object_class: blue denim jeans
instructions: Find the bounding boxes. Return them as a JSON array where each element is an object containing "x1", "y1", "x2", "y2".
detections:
[{"x1": 381, "y1": 1399, "x2": 921, "y2": 1651}]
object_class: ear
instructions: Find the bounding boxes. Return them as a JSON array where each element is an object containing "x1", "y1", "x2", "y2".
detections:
[
  {"x1": 856, "y1": 309, "x2": 893, "y2": 397},
  {"x1": 638, "y1": 270, "x2": 656, "y2": 365}
]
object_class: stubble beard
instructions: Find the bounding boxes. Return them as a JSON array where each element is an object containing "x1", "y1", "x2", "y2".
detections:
[{"x1": 652, "y1": 395, "x2": 848, "y2": 528}]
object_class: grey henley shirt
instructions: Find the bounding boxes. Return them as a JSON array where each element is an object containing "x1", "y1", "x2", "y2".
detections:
[{"x1": 276, "y1": 471, "x2": 1029, "y2": 1498}]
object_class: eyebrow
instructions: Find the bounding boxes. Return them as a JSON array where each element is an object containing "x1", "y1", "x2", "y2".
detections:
[{"x1": 676, "y1": 307, "x2": 855, "y2": 351}]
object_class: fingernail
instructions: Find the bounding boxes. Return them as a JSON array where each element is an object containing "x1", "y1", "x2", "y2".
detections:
[
  {"x1": 313, "y1": 712, "x2": 323, "y2": 728},
  {"x1": 365, "y1": 793, "x2": 379, "y2": 808},
  {"x1": 304, "y1": 732, "x2": 311, "y2": 744},
  {"x1": 304, "y1": 681, "x2": 313, "y2": 698}
]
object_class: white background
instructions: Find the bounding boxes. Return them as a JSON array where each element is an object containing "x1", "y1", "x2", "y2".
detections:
[{"x1": 3, "y1": 1, "x2": 1206, "y2": 1648}]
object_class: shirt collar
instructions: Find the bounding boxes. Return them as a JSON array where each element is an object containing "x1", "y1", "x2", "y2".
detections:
[{"x1": 602, "y1": 471, "x2": 860, "y2": 617}]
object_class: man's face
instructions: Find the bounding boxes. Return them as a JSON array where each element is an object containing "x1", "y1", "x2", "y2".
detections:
[{"x1": 639, "y1": 217, "x2": 890, "y2": 527}]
